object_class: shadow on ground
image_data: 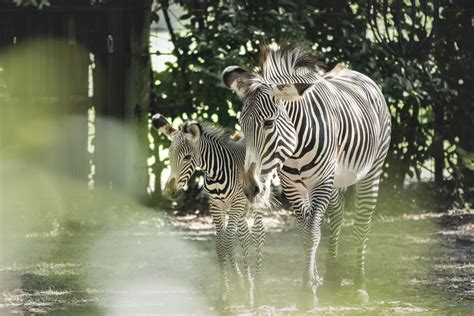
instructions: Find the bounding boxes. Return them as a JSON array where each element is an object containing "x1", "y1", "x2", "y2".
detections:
[
  {"x1": 0, "y1": 164, "x2": 472, "y2": 314},
  {"x1": 1, "y1": 197, "x2": 472, "y2": 314}
]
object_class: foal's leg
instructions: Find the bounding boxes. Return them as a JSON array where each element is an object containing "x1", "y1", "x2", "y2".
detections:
[
  {"x1": 237, "y1": 211, "x2": 254, "y2": 307},
  {"x1": 210, "y1": 203, "x2": 228, "y2": 304},
  {"x1": 252, "y1": 208, "x2": 265, "y2": 306},
  {"x1": 224, "y1": 203, "x2": 245, "y2": 288}
]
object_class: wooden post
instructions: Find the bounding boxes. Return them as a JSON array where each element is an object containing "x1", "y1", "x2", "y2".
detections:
[
  {"x1": 93, "y1": 2, "x2": 128, "y2": 192},
  {"x1": 123, "y1": 0, "x2": 152, "y2": 200},
  {"x1": 93, "y1": 0, "x2": 151, "y2": 200}
]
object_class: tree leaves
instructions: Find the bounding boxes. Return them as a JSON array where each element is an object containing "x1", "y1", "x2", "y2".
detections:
[
  {"x1": 150, "y1": 0, "x2": 473, "y2": 206},
  {"x1": 12, "y1": 0, "x2": 50, "y2": 9}
]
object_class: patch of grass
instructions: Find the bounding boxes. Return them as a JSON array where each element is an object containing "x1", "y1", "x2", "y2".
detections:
[
  {"x1": 1, "y1": 202, "x2": 472, "y2": 314},
  {"x1": 21, "y1": 270, "x2": 83, "y2": 293}
]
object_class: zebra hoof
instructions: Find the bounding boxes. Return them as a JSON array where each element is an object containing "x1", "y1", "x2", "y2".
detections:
[
  {"x1": 254, "y1": 290, "x2": 265, "y2": 307},
  {"x1": 322, "y1": 276, "x2": 342, "y2": 290},
  {"x1": 318, "y1": 279, "x2": 340, "y2": 303},
  {"x1": 235, "y1": 282, "x2": 249, "y2": 301},
  {"x1": 296, "y1": 291, "x2": 318, "y2": 310},
  {"x1": 215, "y1": 297, "x2": 226, "y2": 311},
  {"x1": 245, "y1": 291, "x2": 254, "y2": 309},
  {"x1": 354, "y1": 289, "x2": 369, "y2": 304}
]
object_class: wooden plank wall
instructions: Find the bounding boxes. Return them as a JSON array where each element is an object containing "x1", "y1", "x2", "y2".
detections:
[
  {"x1": 0, "y1": 0, "x2": 151, "y2": 199},
  {"x1": 0, "y1": 8, "x2": 90, "y2": 182}
]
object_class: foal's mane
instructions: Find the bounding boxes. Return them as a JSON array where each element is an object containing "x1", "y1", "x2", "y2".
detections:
[{"x1": 198, "y1": 121, "x2": 236, "y2": 144}]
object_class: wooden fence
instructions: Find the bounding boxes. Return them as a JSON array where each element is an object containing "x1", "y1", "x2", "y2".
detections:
[{"x1": 0, "y1": 0, "x2": 152, "y2": 199}]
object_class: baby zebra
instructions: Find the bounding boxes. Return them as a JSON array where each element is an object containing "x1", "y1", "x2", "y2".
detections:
[{"x1": 151, "y1": 114, "x2": 266, "y2": 307}]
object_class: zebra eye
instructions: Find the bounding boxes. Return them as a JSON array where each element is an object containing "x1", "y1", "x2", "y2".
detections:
[
  {"x1": 183, "y1": 154, "x2": 192, "y2": 161},
  {"x1": 263, "y1": 120, "x2": 274, "y2": 128}
]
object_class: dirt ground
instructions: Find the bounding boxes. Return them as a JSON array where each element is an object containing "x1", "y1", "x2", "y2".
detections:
[{"x1": 0, "y1": 206, "x2": 472, "y2": 315}]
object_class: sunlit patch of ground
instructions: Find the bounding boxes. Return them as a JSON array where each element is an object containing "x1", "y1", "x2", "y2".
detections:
[{"x1": 0, "y1": 207, "x2": 472, "y2": 315}]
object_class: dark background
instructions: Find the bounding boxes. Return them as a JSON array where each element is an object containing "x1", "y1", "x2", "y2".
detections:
[{"x1": 0, "y1": 0, "x2": 472, "y2": 213}]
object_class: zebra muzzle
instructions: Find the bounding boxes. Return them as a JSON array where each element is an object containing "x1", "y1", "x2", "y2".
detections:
[{"x1": 243, "y1": 162, "x2": 260, "y2": 202}]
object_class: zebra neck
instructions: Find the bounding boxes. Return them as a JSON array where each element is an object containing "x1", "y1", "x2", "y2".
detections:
[
  {"x1": 197, "y1": 137, "x2": 239, "y2": 181},
  {"x1": 287, "y1": 83, "x2": 339, "y2": 123}
]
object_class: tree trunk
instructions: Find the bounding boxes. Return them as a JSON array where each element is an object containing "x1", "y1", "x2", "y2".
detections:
[{"x1": 433, "y1": 102, "x2": 444, "y2": 185}]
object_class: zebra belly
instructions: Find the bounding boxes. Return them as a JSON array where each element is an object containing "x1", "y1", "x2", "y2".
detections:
[{"x1": 333, "y1": 162, "x2": 371, "y2": 188}]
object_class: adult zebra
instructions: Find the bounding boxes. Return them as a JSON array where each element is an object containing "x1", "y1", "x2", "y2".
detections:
[
  {"x1": 222, "y1": 43, "x2": 391, "y2": 308},
  {"x1": 151, "y1": 114, "x2": 267, "y2": 307}
]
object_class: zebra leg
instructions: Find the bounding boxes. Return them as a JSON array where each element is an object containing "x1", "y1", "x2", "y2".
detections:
[
  {"x1": 351, "y1": 119, "x2": 390, "y2": 304},
  {"x1": 353, "y1": 172, "x2": 382, "y2": 304},
  {"x1": 324, "y1": 188, "x2": 345, "y2": 288},
  {"x1": 237, "y1": 213, "x2": 254, "y2": 307},
  {"x1": 295, "y1": 215, "x2": 318, "y2": 310},
  {"x1": 227, "y1": 242, "x2": 244, "y2": 286},
  {"x1": 210, "y1": 204, "x2": 229, "y2": 305},
  {"x1": 252, "y1": 208, "x2": 265, "y2": 306},
  {"x1": 224, "y1": 205, "x2": 245, "y2": 289},
  {"x1": 299, "y1": 181, "x2": 333, "y2": 309},
  {"x1": 279, "y1": 173, "x2": 316, "y2": 309},
  {"x1": 281, "y1": 172, "x2": 332, "y2": 309}
]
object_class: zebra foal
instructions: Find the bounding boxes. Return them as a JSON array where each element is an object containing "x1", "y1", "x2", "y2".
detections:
[{"x1": 151, "y1": 114, "x2": 266, "y2": 307}]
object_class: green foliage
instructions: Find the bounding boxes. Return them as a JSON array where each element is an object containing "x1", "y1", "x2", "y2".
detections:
[
  {"x1": 151, "y1": 0, "x2": 473, "y2": 209},
  {"x1": 12, "y1": 0, "x2": 50, "y2": 9},
  {"x1": 152, "y1": 0, "x2": 310, "y2": 128}
]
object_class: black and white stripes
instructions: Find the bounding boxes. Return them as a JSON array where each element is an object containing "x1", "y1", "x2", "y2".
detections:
[
  {"x1": 152, "y1": 115, "x2": 266, "y2": 307},
  {"x1": 223, "y1": 43, "x2": 391, "y2": 308}
]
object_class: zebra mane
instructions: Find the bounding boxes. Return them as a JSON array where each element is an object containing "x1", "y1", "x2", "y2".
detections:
[
  {"x1": 195, "y1": 121, "x2": 237, "y2": 144},
  {"x1": 260, "y1": 42, "x2": 323, "y2": 79}
]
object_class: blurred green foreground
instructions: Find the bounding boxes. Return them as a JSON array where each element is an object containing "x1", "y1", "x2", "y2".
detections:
[{"x1": 0, "y1": 167, "x2": 472, "y2": 314}]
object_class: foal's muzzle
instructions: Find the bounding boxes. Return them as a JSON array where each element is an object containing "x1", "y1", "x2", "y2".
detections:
[
  {"x1": 163, "y1": 178, "x2": 182, "y2": 200},
  {"x1": 243, "y1": 183, "x2": 260, "y2": 202}
]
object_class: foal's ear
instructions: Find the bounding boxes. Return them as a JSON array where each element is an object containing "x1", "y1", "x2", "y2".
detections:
[
  {"x1": 183, "y1": 121, "x2": 201, "y2": 143},
  {"x1": 151, "y1": 113, "x2": 176, "y2": 140},
  {"x1": 222, "y1": 66, "x2": 254, "y2": 99}
]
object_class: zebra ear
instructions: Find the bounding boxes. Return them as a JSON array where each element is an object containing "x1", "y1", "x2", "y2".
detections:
[
  {"x1": 272, "y1": 83, "x2": 313, "y2": 101},
  {"x1": 152, "y1": 113, "x2": 176, "y2": 140},
  {"x1": 222, "y1": 66, "x2": 253, "y2": 98},
  {"x1": 323, "y1": 63, "x2": 345, "y2": 79},
  {"x1": 183, "y1": 121, "x2": 201, "y2": 143}
]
